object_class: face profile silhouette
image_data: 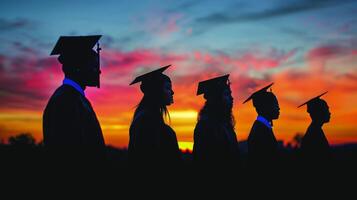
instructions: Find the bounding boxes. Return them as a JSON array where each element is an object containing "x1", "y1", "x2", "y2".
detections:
[
  {"x1": 243, "y1": 83, "x2": 280, "y2": 121},
  {"x1": 80, "y1": 50, "x2": 101, "y2": 87},
  {"x1": 163, "y1": 80, "x2": 174, "y2": 106},
  {"x1": 222, "y1": 87, "x2": 233, "y2": 110},
  {"x1": 298, "y1": 92, "x2": 331, "y2": 124},
  {"x1": 130, "y1": 64, "x2": 173, "y2": 107},
  {"x1": 313, "y1": 100, "x2": 330, "y2": 123}
]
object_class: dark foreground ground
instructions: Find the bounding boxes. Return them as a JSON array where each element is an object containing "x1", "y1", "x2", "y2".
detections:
[{"x1": 1, "y1": 133, "x2": 356, "y2": 196}]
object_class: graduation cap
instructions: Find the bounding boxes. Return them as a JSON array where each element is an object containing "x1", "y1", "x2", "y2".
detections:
[
  {"x1": 297, "y1": 91, "x2": 328, "y2": 108},
  {"x1": 243, "y1": 82, "x2": 274, "y2": 104},
  {"x1": 130, "y1": 65, "x2": 171, "y2": 85},
  {"x1": 197, "y1": 74, "x2": 230, "y2": 96},
  {"x1": 50, "y1": 35, "x2": 102, "y2": 55}
]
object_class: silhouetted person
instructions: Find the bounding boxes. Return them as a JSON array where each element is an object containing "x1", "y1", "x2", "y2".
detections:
[
  {"x1": 244, "y1": 83, "x2": 280, "y2": 169},
  {"x1": 128, "y1": 65, "x2": 181, "y2": 169},
  {"x1": 193, "y1": 74, "x2": 240, "y2": 168},
  {"x1": 298, "y1": 92, "x2": 331, "y2": 167},
  {"x1": 43, "y1": 35, "x2": 106, "y2": 166}
]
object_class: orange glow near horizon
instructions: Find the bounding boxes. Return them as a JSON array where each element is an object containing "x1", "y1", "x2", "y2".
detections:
[{"x1": 1, "y1": 90, "x2": 355, "y2": 150}]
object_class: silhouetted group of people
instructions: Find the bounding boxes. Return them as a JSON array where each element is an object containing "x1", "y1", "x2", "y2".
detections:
[{"x1": 42, "y1": 35, "x2": 332, "y2": 172}]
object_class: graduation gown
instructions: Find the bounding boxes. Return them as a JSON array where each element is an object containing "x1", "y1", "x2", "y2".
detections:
[
  {"x1": 300, "y1": 123, "x2": 331, "y2": 166},
  {"x1": 193, "y1": 118, "x2": 240, "y2": 166},
  {"x1": 128, "y1": 110, "x2": 181, "y2": 166},
  {"x1": 43, "y1": 85, "x2": 106, "y2": 162},
  {"x1": 248, "y1": 120, "x2": 278, "y2": 168}
]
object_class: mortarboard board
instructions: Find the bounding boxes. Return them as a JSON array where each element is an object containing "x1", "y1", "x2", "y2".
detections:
[
  {"x1": 50, "y1": 35, "x2": 102, "y2": 55},
  {"x1": 297, "y1": 91, "x2": 328, "y2": 108},
  {"x1": 130, "y1": 65, "x2": 171, "y2": 85},
  {"x1": 243, "y1": 82, "x2": 274, "y2": 104},
  {"x1": 197, "y1": 74, "x2": 230, "y2": 95}
]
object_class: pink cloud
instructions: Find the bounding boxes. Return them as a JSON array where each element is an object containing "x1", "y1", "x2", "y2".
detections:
[
  {"x1": 306, "y1": 45, "x2": 357, "y2": 72},
  {"x1": 306, "y1": 44, "x2": 357, "y2": 62},
  {"x1": 307, "y1": 45, "x2": 345, "y2": 61},
  {"x1": 0, "y1": 54, "x2": 62, "y2": 110},
  {"x1": 101, "y1": 48, "x2": 188, "y2": 86},
  {"x1": 0, "y1": 45, "x2": 297, "y2": 112},
  {"x1": 0, "y1": 47, "x2": 306, "y2": 105}
]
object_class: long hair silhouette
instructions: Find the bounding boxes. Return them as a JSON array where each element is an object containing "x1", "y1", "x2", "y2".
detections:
[{"x1": 198, "y1": 95, "x2": 235, "y2": 129}]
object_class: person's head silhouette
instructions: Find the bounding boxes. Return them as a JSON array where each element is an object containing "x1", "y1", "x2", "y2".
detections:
[
  {"x1": 196, "y1": 74, "x2": 234, "y2": 126},
  {"x1": 50, "y1": 35, "x2": 102, "y2": 88},
  {"x1": 130, "y1": 65, "x2": 174, "y2": 121},
  {"x1": 197, "y1": 74, "x2": 233, "y2": 110},
  {"x1": 298, "y1": 92, "x2": 330, "y2": 125},
  {"x1": 243, "y1": 83, "x2": 280, "y2": 122},
  {"x1": 130, "y1": 64, "x2": 174, "y2": 105}
]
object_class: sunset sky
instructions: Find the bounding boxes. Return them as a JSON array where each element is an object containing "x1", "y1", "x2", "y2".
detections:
[{"x1": 0, "y1": 0, "x2": 356, "y2": 150}]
